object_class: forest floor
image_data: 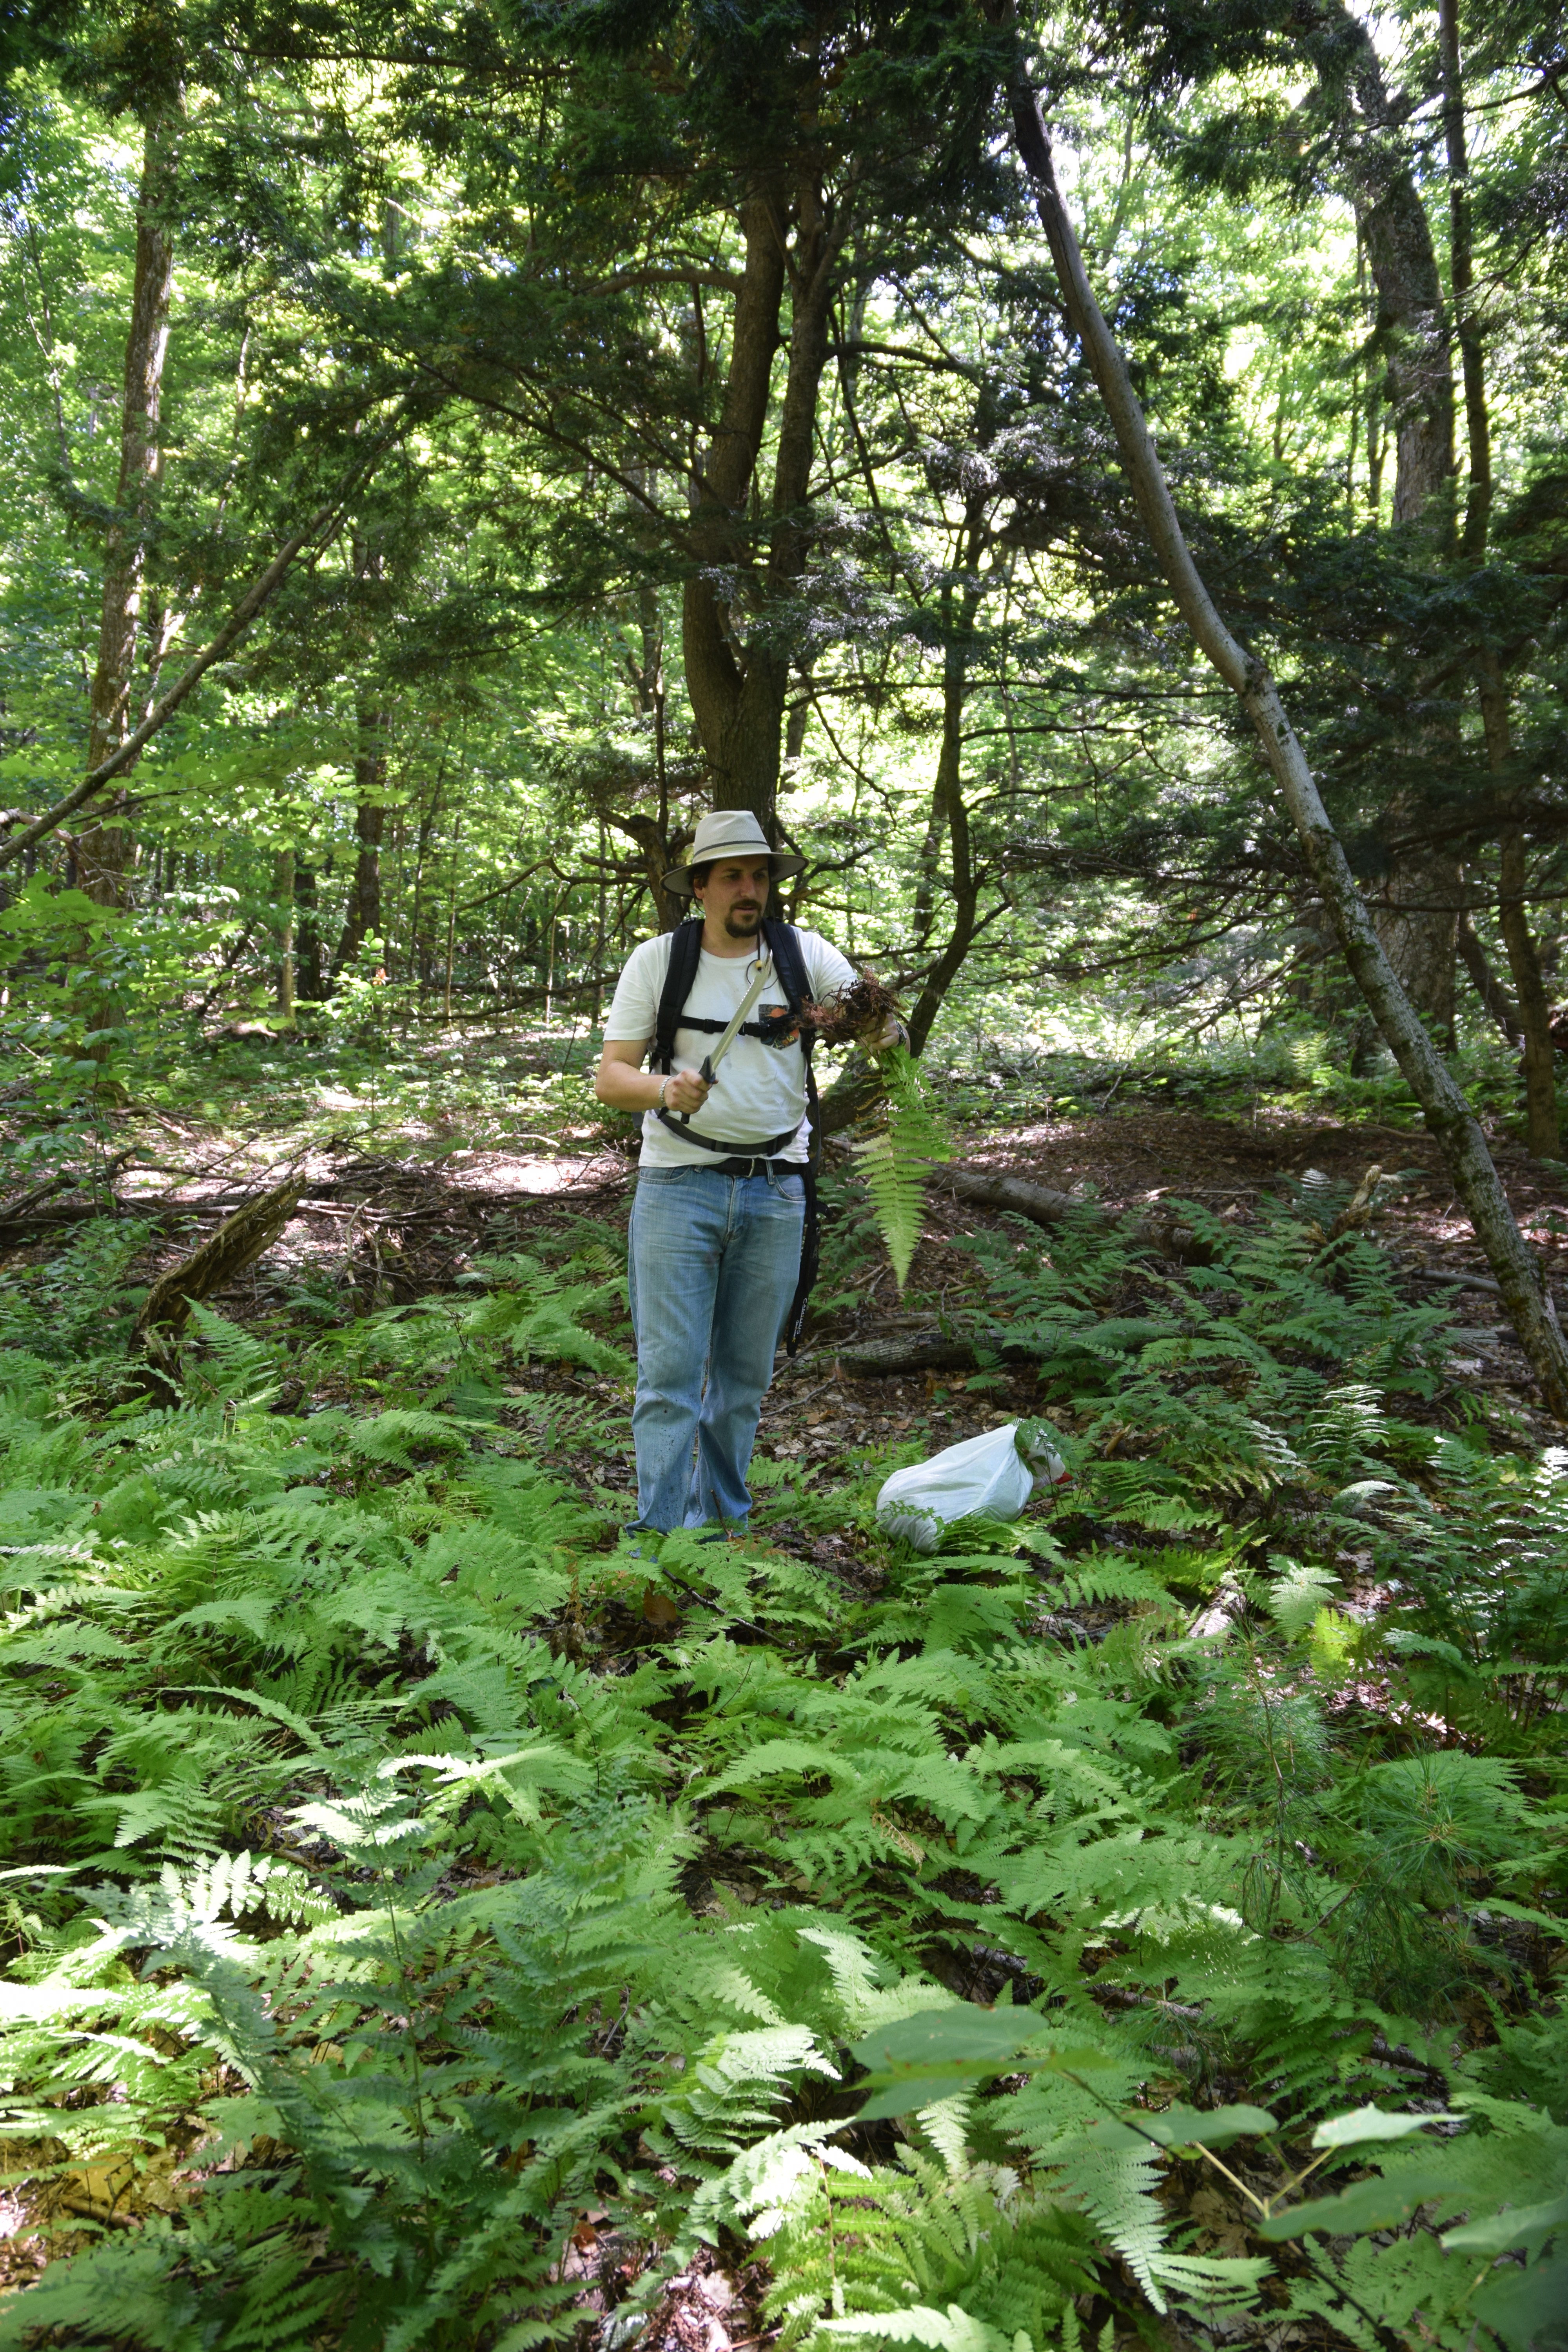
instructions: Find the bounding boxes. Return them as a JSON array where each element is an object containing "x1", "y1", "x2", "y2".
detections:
[
  {"x1": 2, "y1": 1039, "x2": 1564, "y2": 2348},
  {"x1": 99, "y1": 1069, "x2": 1568, "y2": 1492}
]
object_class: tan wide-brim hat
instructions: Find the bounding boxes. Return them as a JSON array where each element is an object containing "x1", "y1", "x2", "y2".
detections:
[{"x1": 661, "y1": 808, "x2": 806, "y2": 897}]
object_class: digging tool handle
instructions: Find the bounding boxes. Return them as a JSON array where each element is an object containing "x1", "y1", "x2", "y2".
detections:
[{"x1": 684, "y1": 958, "x2": 772, "y2": 1111}]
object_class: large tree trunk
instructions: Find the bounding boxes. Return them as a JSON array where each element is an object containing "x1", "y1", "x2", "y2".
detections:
[
  {"x1": 1438, "y1": 0, "x2": 1557, "y2": 1158},
  {"x1": 77, "y1": 108, "x2": 179, "y2": 907},
  {"x1": 1300, "y1": 3, "x2": 1454, "y2": 535},
  {"x1": 1299, "y1": 4, "x2": 1460, "y2": 1023},
  {"x1": 682, "y1": 191, "x2": 786, "y2": 817},
  {"x1": 986, "y1": 5, "x2": 1568, "y2": 1420},
  {"x1": 1368, "y1": 851, "x2": 1459, "y2": 1041},
  {"x1": 682, "y1": 169, "x2": 844, "y2": 828}
]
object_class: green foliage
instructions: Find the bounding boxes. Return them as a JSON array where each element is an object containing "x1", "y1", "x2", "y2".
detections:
[
  {"x1": 0, "y1": 1216, "x2": 154, "y2": 1363},
  {"x1": 756, "y1": 2105, "x2": 1090, "y2": 2352},
  {"x1": 0, "y1": 1189, "x2": 1562, "y2": 2350},
  {"x1": 1257, "y1": 2097, "x2": 1568, "y2": 2352},
  {"x1": 851, "y1": 1050, "x2": 955, "y2": 1292}
]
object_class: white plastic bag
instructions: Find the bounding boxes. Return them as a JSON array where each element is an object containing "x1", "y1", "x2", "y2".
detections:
[{"x1": 875, "y1": 1419, "x2": 1068, "y2": 1553}]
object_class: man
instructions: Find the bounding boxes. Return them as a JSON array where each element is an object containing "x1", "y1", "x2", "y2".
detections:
[{"x1": 596, "y1": 809, "x2": 874, "y2": 1537}]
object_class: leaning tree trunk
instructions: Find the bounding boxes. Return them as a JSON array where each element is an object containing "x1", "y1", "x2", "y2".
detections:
[
  {"x1": 77, "y1": 107, "x2": 179, "y2": 907},
  {"x1": 984, "y1": 1, "x2": 1568, "y2": 1420}
]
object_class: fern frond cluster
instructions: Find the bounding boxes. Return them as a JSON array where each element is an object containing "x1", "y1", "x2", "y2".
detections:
[
  {"x1": 0, "y1": 1203, "x2": 1563, "y2": 2351},
  {"x1": 850, "y1": 1049, "x2": 954, "y2": 1292}
]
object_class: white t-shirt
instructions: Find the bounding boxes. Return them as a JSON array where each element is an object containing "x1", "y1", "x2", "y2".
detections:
[{"x1": 604, "y1": 926, "x2": 857, "y2": 1168}]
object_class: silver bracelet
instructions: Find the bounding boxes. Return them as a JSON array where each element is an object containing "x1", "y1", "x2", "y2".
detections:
[{"x1": 657, "y1": 1074, "x2": 671, "y2": 1109}]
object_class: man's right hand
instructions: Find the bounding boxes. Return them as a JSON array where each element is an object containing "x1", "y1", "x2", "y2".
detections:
[{"x1": 661, "y1": 1065, "x2": 711, "y2": 1116}]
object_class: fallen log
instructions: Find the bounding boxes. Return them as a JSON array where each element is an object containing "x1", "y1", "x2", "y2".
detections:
[
  {"x1": 933, "y1": 1167, "x2": 1212, "y2": 1263},
  {"x1": 838, "y1": 1332, "x2": 982, "y2": 1377},
  {"x1": 134, "y1": 1178, "x2": 305, "y2": 1341}
]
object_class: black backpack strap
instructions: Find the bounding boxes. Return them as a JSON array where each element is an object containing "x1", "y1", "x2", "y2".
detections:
[
  {"x1": 651, "y1": 917, "x2": 704, "y2": 1075},
  {"x1": 761, "y1": 922, "x2": 821, "y2": 1357},
  {"x1": 761, "y1": 918, "x2": 809, "y2": 1022},
  {"x1": 655, "y1": 1111, "x2": 802, "y2": 1154}
]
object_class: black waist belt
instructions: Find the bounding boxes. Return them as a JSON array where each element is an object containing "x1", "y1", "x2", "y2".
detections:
[{"x1": 705, "y1": 1156, "x2": 804, "y2": 1177}]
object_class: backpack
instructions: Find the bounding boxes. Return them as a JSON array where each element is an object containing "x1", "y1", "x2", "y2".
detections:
[{"x1": 648, "y1": 915, "x2": 821, "y2": 1355}]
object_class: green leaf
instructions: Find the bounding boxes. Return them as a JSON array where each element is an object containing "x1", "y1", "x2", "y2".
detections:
[
  {"x1": 1309, "y1": 2104, "x2": 1466, "y2": 2148},
  {"x1": 1136, "y1": 2103, "x2": 1277, "y2": 2151},
  {"x1": 1471, "y1": 2252, "x2": 1568, "y2": 2352},
  {"x1": 1259, "y1": 2163, "x2": 1456, "y2": 2241},
  {"x1": 849, "y1": 2005, "x2": 1108, "y2": 2119},
  {"x1": 1443, "y1": 2192, "x2": 1568, "y2": 2256}
]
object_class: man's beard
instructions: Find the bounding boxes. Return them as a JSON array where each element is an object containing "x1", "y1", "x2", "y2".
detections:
[{"x1": 724, "y1": 902, "x2": 763, "y2": 936}]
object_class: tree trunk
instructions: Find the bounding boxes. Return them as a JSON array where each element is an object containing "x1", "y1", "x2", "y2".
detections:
[
  {"x1": 1439, "y1": 0, "x2": 1491, "y2": 561},
  {"x1": 682, "y1": 191, "x2": 786, "y2": 815},
  {"x1": 1370, "y1": 853, "x2": 1459, "y2": 1041},
  {"x1": 822, "y1": 535, "x2": 986, "y2": 1134},
  {"x1": 682, "y1": 169, "x2": 844, "y2": 827},
  {"x1": 987, "y1": 9, "x2": 1568, "y2": 1419},
  {"x1": 1479, "y1": 662, "x2": 1560, "y2": 1158},
  {"x1": 1437, "y1": 1, "x2": 1556, "y2": 1152},
  {"x1": 78, "y1": 108, "x2": 179, "y2": 907},
  {"x1": 907, "y1": 566, "x2": 985, "y2": 1057},
  {"x1": 410, "y1": 797, "x2": 437, "y2": 989},
  {"x1": 1437, "y1": 1, "x2": 1556, "y2": 1156},
  {"x1": 1300, "y1": 3, "x2": 1454, "y2": 537},
  {"x1": 1299, "y1": 3, "x2": 1461, "y2": 1023},
  {"x1": 1456, "y1": 909, "x2": 1521, "y2": 1047},
  {"x1": 1497, "y1": 828, "x2": 1559, "y2": 1158},
  {"x1": 334, "y1": 706, "x2": 388, "y2": 972},
  {"x1": 294, "y1": 864, "x2": 324, "y2": 1001},
  {"x1": 275, "y1": 846, "x2": 296, "y2": 1022},
  {"x1": 443, "y1": 812, "x2": 462, "y2": 1023}
]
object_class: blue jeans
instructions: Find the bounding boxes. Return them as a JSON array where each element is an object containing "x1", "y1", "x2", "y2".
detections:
[{"x1": 626, "y1": 1165, "x2": 806, "y2": 1533}]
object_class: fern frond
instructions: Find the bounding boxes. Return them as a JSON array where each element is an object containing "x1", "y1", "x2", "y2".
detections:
[{"x1": 851, "y1": 1049, "x2": 954, "y2": 1292}]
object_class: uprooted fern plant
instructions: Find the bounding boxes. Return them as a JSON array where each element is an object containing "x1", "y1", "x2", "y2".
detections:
[
  {"x1": 850, "y1": 1047, "x2": 954, "y2": 1292},
  {"x1": 0, "y1": 1189, "x2": 1563, "y2": 2351}
]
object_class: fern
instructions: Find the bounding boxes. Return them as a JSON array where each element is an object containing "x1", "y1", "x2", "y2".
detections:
[
  {"x1": 851, "y1": 1048, "x2": 954, "y2": 1292},
  {"x1": 745, "y1": 2107, "x2": 1089, "y2": 2349},
  {"x1": 0, "y1": 1211, "x2": 1563, "y2": 2352}
]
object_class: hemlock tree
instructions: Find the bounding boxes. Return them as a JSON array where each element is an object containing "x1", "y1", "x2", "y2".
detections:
[{"x1": 982, "y1": 0, "x2": 1568, "y2": 1415}]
